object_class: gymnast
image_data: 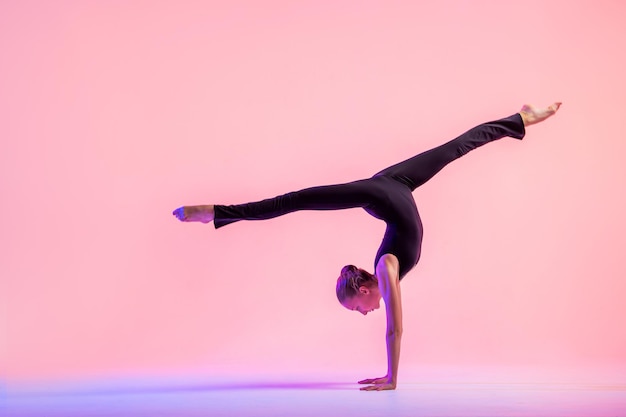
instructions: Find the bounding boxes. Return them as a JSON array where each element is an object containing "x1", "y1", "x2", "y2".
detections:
[{"x1": 173, "y1": 102, "x2": 561, "y2": 391}]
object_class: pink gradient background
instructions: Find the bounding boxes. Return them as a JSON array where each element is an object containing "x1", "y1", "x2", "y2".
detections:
[{"x1": 2, "y1": 1, "x2": 625, "y2": 384}]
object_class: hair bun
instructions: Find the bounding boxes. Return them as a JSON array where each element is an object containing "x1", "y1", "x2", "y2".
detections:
[
  {"x1": 341, "y1": 265, "x2": 358, "y2": 277},
  {"x1": 336, "y1": 265, "x2": 376, "y2": 302}
]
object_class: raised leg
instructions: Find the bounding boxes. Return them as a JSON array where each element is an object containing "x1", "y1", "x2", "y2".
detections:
[
  {"x1": 374, "y1": 103, "x2": 561, "y2": 191},
  {"x1": 174, "y1": 178, "x2": 378, "y2": 228}
]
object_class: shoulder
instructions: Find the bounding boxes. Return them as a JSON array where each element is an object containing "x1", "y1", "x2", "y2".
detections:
[{"x1": 376, "y1": 253, "x2": 399, "y2": 276}]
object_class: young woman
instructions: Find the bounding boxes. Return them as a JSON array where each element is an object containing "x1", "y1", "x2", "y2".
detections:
[{"x1": 173, "y1": 103, "x2": 561, "y2": 391}]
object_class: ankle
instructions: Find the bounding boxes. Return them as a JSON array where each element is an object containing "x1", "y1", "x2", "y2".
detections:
[{"x1": 519, "y1": 111, "x2": 531, "y2": 127}]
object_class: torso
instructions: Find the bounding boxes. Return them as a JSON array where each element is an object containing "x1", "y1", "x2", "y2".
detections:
[{"x1": 362, "y1": 175, "x2": 423, "y2": 279}]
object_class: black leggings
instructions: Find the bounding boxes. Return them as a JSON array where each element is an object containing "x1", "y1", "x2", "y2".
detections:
[{"x1": 214, "y1": 113, "x2": 525, "y2": 228}]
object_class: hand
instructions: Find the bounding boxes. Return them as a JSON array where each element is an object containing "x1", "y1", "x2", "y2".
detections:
[{"x1": 358, "y1": 376, "x2": 397, "y2": 391}]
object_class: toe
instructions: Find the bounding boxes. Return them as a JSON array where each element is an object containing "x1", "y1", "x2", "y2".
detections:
[{"x1": 173, "y1": 207, "x2": 186, "y2": 221}]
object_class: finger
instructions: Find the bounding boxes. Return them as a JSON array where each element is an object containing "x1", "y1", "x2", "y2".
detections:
[
  {"x1": 360, "y1": 385, "x2": 376, "y2": 391},
  {"x1": 360, "y1": 376, "x2": 387, "y2": 384}
]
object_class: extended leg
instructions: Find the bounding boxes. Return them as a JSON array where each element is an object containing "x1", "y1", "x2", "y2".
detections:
[
  {"x1": 373, "y1": 114, "x2": 525, "y2": 190},
  {"x1": 374, "y1": 103, "x2": 561, "y2": 191},
  {"x1": 174, "y1": 178, "x2": 378, "y2": 228},
  {"x1": 213, "y1": 179, "x2": 380, "y2": 228}
]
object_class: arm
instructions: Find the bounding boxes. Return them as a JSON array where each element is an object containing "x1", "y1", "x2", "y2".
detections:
[
  {"x1": 360, "y1": 253, "x2": 403, "y2": 391},
  {"x1": 379, "y1": 254, "x2": 403, "y2": 386}
]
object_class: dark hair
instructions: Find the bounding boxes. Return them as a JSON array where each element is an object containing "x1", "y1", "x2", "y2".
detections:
[{"x1": 336, "y1": 265, "x2": 377, "y2": 303}]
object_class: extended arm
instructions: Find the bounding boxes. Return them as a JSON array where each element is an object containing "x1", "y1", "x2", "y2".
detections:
[{"x1": 359, "y1": 253, "x2": 403, "y2": 391}]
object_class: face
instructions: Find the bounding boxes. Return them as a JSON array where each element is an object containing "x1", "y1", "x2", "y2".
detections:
[{"x1": 341, "y1": 285, "x2": 382, "y2": 316}]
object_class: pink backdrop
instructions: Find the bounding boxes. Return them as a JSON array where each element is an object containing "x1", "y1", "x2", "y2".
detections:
[{"x1": 2, "y1": 0, "x2": 625, "y2": 384}]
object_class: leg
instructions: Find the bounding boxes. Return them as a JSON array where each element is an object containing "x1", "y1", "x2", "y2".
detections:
[
  {"x1": 174, "y1": 179, "x2": 377, "y2": 228},
  {"x1": 374, "y1": 114, "x2": 525, "y2": 190},
  {"x1": 375, "y1": 103, "x2": 561, "y2": 191}
]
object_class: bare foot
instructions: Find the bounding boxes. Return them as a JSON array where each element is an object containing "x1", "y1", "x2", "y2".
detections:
[
  {"x1": 172, "y1": 205, "x2": 215, "y2": 223},
  {"x1": 519, "y1": 102, "x2": 562, "y2": 126}
]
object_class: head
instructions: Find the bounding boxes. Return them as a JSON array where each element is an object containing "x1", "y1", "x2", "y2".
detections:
[{"x1": 336, "y1": 265, "x2": 381, "y2": 315}]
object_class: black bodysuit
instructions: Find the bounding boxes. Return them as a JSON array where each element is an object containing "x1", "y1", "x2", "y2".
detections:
[{"x1": 213, "y1": 114, "x2": 525, "y2": 279}]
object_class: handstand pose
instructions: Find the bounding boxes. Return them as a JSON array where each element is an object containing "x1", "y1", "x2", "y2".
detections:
[{"x1": 173, "y1": 103, "x2": 561, "y2": 391}]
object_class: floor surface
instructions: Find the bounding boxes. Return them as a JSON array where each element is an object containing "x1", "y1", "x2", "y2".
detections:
[{"x1": 4, "y1": 373, "x2": 626, "y2": 417}]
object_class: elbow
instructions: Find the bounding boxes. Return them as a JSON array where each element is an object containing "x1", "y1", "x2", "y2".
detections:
[{"x1": 386, "y1": 328, "x2": 403, "y2": 338}]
